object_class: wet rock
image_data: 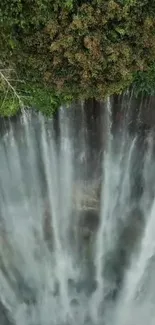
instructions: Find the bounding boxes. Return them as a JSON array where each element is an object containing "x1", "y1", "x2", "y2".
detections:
[{"x1": 73, "y1": 180, "x2": 100, "y2": 212}]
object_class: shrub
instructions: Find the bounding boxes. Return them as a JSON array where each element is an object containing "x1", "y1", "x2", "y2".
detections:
[
  {"x1": 1, "y1": 0, "x2": 155, "y2": 115},
  {"x1": 133, "y1": 63, "x2": 155, "y2": 96}
]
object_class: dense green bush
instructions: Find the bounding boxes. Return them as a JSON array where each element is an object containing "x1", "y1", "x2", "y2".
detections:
[
  {"x1": 0, "y1": 75, "x2": 73, "y2": 117},
  {"x1": 133, "y1": 63, "x2": 155, "y2": 96},
  {"x1": 1, "y1": 0, "x2": 155, "y2": 115}
]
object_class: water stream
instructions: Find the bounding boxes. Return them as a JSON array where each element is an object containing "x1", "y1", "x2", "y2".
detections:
[{"x1": 0, "y1": 98, "x2": 155, "y2": 324}]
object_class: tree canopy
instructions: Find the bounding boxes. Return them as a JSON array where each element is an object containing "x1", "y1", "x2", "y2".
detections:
[{"x1": 1, "y1": 0, "x2": 155, "y2": 115}]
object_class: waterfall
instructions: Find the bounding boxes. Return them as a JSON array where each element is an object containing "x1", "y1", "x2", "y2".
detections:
[{"x1": 0, "y1": 97, "x2": 154, "y2": 325}]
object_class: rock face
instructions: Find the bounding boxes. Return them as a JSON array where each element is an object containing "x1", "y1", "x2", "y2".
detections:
[
  {"x1": 73, "y1": 180, "x2": 100, "y2": 213},
  {"x1": 43, "y1": 180, "x2": 100, "y2": 246},
  {"x1": 112, "y1": 93, "x2": 155, "y2": 136},
  {"x1": 132, "y1": 96, "x2": 155, "y2": 129}
]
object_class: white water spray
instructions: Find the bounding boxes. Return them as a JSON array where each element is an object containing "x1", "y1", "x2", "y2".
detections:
[{"x1": 0, "y1": 99, "x2": 154, "y2": 325}]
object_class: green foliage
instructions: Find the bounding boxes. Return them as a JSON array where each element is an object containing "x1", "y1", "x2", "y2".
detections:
[
  {"x1": 65, "y1": 0, "x2": 74, "y2": 10},
  {"x1": 1, "y1": 0, "x2": 155, "y2": 115},
  {"x1": 0, "y1": 66, "x2": 73, "y2": 117},
  {"x1": 133, "y1": 63, "x2": 155, "y2": 96},
  {"x1": 0, "y1": 67, "x2": 22, "y2": 116},
  {"x1": 22, "y1": 84, "x2": 74, "y2": 116},
  {"x1": 0, "y1": 81, "x2": 73, "y2": 117},
  {"x1": 0, "y1": 96, "x2": 20, "y2": 117}
]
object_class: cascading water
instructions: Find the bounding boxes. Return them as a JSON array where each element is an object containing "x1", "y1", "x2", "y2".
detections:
[{"x1": 0, "y1": 98, "x2": 155, "y2": 325}]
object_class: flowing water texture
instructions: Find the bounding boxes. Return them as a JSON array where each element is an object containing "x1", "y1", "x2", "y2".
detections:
[{"x1": 0, "y1": 99, "x2": 155, "y2": 325}]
